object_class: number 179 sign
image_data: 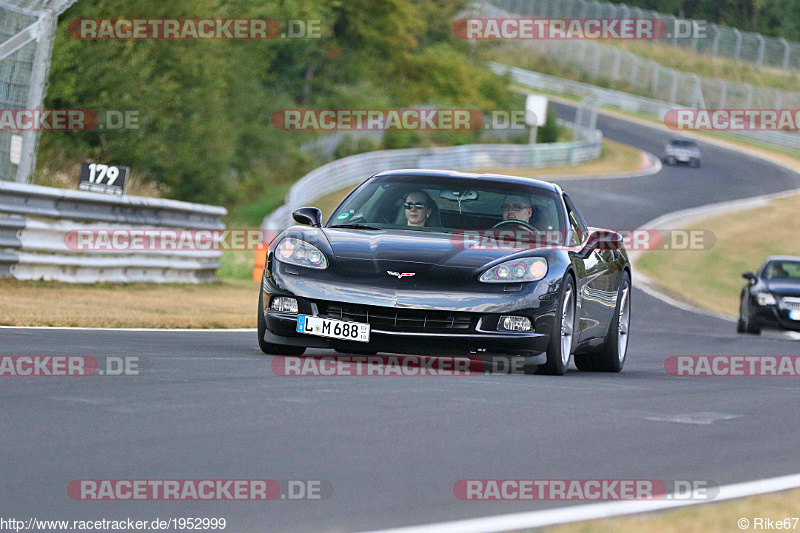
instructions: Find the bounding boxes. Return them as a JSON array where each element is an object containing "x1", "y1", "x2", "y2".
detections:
[{"x1": 78, "y1": 162, "x2": 129, "y2": 195}]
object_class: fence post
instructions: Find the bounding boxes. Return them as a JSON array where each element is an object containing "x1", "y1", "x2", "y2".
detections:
[
  {"x1": 591, "y1": 43, "x2": 602, "y2": 78},
  {"x1": 690, "y1": 74, "x2": 705, "y2": 109},
  {"x1": 710, "y1": 23, "x2": 720, "y2": 57},
  {"x1": 651, "y1": 61, "x2": 660, "y2": 96},
  {"x1": 718, "y1": 79, "x2": 727, "y2": 109},
  {"x1": 756, "y1": 34, "x2": 766, "y2": 68},
  {"x1": 611, "y1": 47, "x2": 622, "y2": 80},
  {"x1": 668, "y1": 70, "x2": 679, "y2": 103},
  {"x1": 629, "y1": 54, "x2": 639, "y2": 87},
  {"x1": 733, "y1": 28, "x2": 742, "y2": 61},
  {"x1": 780, "y1": 38, "x2": 790, "y2": 72},
  {"x1": 15, "y1": 9, "x2": 56, "y2": 184}
]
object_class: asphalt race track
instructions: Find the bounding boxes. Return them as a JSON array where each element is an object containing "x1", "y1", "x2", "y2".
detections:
[{"x1": 2, "y1": 105, "x2": 800, "y2": 532}]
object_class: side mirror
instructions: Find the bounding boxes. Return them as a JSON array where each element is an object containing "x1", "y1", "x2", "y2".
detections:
[
  {"x1": 742, "y1": 272, "x2": 757, "y2": 283},
  {"x1": 576, "y1": 230, "x2": 623, "y2": 259},
  {"x1": 292, "y1": 207, "x2": 322, "y2": 227}
]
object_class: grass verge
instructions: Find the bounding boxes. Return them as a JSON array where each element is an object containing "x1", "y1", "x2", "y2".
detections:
[
  {"x1": 637, "y1": 193, "x2": 800, "y2": 317},
  {"x1": 0, "y1": 278, "x2": 258, "y2": 328}
]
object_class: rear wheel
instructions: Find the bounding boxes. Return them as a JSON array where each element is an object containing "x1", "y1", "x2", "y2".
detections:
[
  {"x1": 257, "y1": 292, "x2": 306, "y2": 355},
  {"x1": 537, "y1": 275, "x2": 576, "y2": 376},
  {"x1": 575, "y1": 271, "x2": 631, "y2": 372}
]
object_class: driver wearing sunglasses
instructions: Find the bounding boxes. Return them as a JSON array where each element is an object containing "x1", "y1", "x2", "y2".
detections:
[{"x1": 403, "y1": 191, "x2": 433, "y2": 227}]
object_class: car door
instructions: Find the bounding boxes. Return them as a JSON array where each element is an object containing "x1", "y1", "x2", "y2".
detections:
[{"x1": 564, "y1": 195, "x2": 618, "y2": 344}]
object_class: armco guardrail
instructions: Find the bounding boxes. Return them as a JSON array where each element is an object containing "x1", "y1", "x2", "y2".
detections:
[
  {"x1": 262, "y1": 120, "x2": 602, "y2": 231},
  {"x1": 0, "y1": 181, "x2": 227, "y2": 283},
  {"x1": 491, "y1": 62, "x2": 800, "y2": 153}
]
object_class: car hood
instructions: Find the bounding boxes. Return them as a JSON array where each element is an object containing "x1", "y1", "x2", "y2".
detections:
[
  {"x1": 323, "y1": 228, "x2": 532, "y2": 268},
  {"x1": 765, "y1": 281, "x2": 800, "y2": 297}
]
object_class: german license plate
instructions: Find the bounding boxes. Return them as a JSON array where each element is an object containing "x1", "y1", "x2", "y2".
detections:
[{"x1": 297, "y1": 315, "x2": 370, "y2": 343}]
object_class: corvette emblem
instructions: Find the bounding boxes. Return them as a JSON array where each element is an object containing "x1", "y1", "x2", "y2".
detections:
[{"x1": 387, "y1": 271, "x2": 415, "y2": 278}]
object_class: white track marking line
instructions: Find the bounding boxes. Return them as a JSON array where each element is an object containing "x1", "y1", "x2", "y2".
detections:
[{"x1": 362, "y1": 473, "x2": 800, "y2": 533}]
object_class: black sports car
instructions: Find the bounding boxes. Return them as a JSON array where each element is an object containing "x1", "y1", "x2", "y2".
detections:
[
  {"x1": 258, "y1": 170, "x2": 631, "y2": 375},
  {"x1": 738, "y1": 256, "x2": 800, "y2": 335}
]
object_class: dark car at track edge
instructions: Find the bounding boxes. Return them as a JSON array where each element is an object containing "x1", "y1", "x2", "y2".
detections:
[
  {"x1": 257, "y1": 170, "x2": 632, "y2": 375},
  {"x1": 738, "y1": 256, "x2": 800, "y2": 335}
]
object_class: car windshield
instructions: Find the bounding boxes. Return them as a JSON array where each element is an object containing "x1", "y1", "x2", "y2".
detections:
[
  {"x1": 327, "y1": 175, "x2": 566, "y2": 234},
  {"x1": 670, "y1": 140, "x2": 697, "y2": 148},
  {"x1": 764, "y1": 261, "x2": 800, "y2": 281}
]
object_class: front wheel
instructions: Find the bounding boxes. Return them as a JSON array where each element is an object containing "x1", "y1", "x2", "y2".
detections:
[
  {"x1": 744, "y1": 309, "x2": 762, "y2": 335},
  {"x1": 737, "y1": 298, "x2": 746, "y2": 333},
  {"x1": 537, "y1": 275, "x2": 576, "y2": 376},
  {"x1": 257, "y1": 292, "x2": 306, "y2": 355},
  {"x1": 575, "y1": 271, "x2": 631, "y2": 372}
]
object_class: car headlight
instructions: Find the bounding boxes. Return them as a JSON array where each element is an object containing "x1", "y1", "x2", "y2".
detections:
[
  {"x1": 479, "y1": 257, "x2": 547, "y2": 283},
  {"x1": 275, "y1": 238, "x2": 328, "y2": 270},
  {"x1": 757, "y1": 292, "x2": 777, "y2": 306}
]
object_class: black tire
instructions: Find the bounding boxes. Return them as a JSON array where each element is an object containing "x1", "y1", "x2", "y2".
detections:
[
  {"x1": 537, "y1": 275, "x2": 576, "y2": 376},
  {"x1": 736, "y1": 315, "x2": 746, "y2": 333},
  {"x1": 257, "y1": 292, "x2": 306, "y2": 355},
  {"x1": 574, "y1": 271, "x2": 631, "y2": 372},
  {"x1": 736, "y1": 298, "x2": 746, "y2": 333},
  {"x1": 744, "y1": 313, "x2": 762, "y2": 335},
  {"x1": 741, "y1": 298, "x2": 762, "y2": 335}
]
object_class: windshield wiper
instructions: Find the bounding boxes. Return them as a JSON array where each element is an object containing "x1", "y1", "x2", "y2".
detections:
[{"x1": 329, "y1": 223, "x2": 382, "y2": 230}]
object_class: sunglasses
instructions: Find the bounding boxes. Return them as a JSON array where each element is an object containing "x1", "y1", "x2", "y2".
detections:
[
  {"x1": 501, "y1": 204, "x2": 530, "y2": 211},
  {"x1": 404, "y1": 202, "x2": 427, "y2": 209}
]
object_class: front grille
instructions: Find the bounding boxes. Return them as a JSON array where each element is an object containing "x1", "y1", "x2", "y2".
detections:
[
  {"x1": 781, "y1": 297, "x2": 800, "y2": 311},
  {"x1": 317, "y1": 301, "x2": 475, "y2": 332}
]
